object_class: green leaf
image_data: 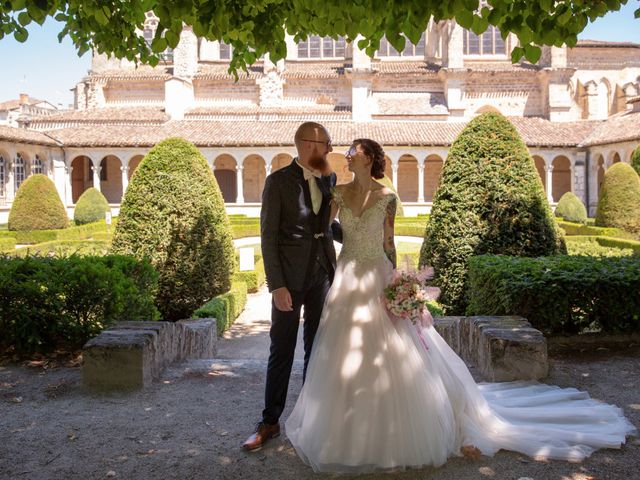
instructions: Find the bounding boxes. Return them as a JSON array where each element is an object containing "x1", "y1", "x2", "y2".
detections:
[
  {"x1": 94, "y1": 8, "x2": 109, "y2": 26},
  {"x1": 13, "y1": 27, "x2": 28, "y2": 43},
  {"x1": 471, "y1": 16, "x2": 488, "y2": 35},
  {"x1": 511, "y1": 45, "x2": 524, "y2": 63},
  {"x1": 456, "y1": 10, "x2": 474, "y2": 29},
  {"x1": 17, "y1": 11, "x2": 30, "y2": 26},
  {"x1": 165, "y1": 29, "x2": 180, "y2": 48},
  {"x1": 635, "y1": 7, "x2": 640, "y2": 19},
  {"x1": 524, "y1": 44, "x2": 541, "y2": 63},
  {"x1": 151, "y1": 37, "x2": 167, "y2": 53}
]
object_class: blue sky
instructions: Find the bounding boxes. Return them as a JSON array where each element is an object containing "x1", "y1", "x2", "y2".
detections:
[{"x1": 0, "y1": 2, "x2": 639, "y2": 107}]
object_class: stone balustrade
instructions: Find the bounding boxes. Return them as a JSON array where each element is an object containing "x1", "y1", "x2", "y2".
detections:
[
  {"x1": 434, "y1": 316, "x2": 548, "y2": 382},
  {"x1": 83, "y1": 318, "x2": 217, "y2": 391}
]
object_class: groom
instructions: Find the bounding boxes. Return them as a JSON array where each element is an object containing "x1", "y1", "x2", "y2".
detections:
[{"x1": 242, "y1": 122, "x2": 340, "y2": 451}]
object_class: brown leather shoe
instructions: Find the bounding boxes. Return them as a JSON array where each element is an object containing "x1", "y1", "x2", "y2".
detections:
[{"x1": 242, "y1": 422, "x2": 281, "y2": 451}]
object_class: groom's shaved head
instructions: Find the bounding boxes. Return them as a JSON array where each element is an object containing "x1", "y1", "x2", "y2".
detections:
[{"x1": 294, "y1": 122, "x2": 328, "y2": 149}]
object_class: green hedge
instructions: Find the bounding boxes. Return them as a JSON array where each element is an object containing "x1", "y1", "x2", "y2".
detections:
[
  {"x1": 14, "y1": 240, "x2": 112, "y2": 258},
  {"x1": 565, "y1": 236, "x2": 635, "y2": 257},
  {"x1": 193, "y1": 281, "x2": 248, "y2": 335},
  {"x1": 467, "y1": 255, "x2": 640, "y2": 335},
  {"x1": 12, "y1": 220, "x2": 113, "y2": 245},
  {"x1": 231, "y1": 223, "x2": 260, "y2": 239},
  {"x1": 566, "y1": 235, "x2": 640, "y2": 255},
  {"x1": 0, "y1": 237, "x2": 16, "y2": 252},
  {"x1": 557, "y1": 220, "x2": 628, "y2": 238},
  {"x1": 0, "y1": 254, "x2": 159, "y2": 353},
  {"x1": 233, "y1": 257, "x2": 266, "y2": 293}
]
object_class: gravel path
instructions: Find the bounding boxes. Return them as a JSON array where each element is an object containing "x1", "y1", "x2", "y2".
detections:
[{"x1": 1, "y1": 287, "x2": 639, "y2": 480}]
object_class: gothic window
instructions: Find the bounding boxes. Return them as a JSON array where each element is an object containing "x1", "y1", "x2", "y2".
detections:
[
  {"x1": 220, "y1": 41, "x2": 232, "y2": 60},
  {"x1": 463, "y1": 26, "x2": 506, "y2": 55},
  {"x1": 32, "y1": 155, "x2": 44, "y2": 175},
  {"x1": 143, "y1": 12, "x2": 174, "y2": 63},
  {"x1": 376, "y1": 33, "x2": 426, "y2": 57},
  {"x1": 0, "y1": 154, "x2": 5, "y2": 198},
  {"x1": 298, "y1": 36, "x2": 346, "y2": 58},
  {"x1": 14, "y1": 153, "x2": 25, "y2": 191}
]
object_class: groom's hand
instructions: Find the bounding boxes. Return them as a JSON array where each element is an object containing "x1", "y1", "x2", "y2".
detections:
[{"x1": 273, "y1": 287, "x2": 293, "y2": 311}]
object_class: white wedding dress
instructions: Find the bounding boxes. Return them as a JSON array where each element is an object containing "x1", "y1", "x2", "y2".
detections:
[{"x1": 284, "y1": 192, "x2": 636, "y2": 474}]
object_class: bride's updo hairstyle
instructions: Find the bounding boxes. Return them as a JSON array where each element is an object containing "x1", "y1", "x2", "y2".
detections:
[{"x1": 353, "y1": 138, "x2": 386, "y2": 179}]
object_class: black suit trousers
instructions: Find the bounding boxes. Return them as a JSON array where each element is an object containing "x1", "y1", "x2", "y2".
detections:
[{"x1": 262, "y1": 262, "x2": 331, "y2": 425}]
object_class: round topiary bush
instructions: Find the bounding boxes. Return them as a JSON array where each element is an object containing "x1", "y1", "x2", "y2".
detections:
[
  {"x1": 74, "y1": 187, "x2": 110, "y2": 225},
  {"x1": 8, "y1": 174, "x2": 68, "y2": 231},
  {"x1": 631, "y1": 145, "x2": 640, "y2": 176},
  {"x1": 111, "y1": 137, "x2": 235, "y2": 321},
  {"x1": 419, "y1": 113, "x2": 565, "y2": 315},
  {"x1": 595, "y1": 162, "x2": 640, "y2": 236},
  {"x1": 555, "y1": 192, "x2": 587, "y2": 224}
]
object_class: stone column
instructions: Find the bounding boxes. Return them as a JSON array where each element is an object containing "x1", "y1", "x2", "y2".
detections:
[
  {"x1": 265, "y1": 159, "x2": 272, "y2": 176},
  {"x1": 391, "y1": 162, "x2": 399, "y2": 192},
  {"x1": 236, "y1": 165, "x2": 245, "y2": 204},
  {"x1": 417, "y1": 160, "x2": 425, "y2": 203},
  {"x1": 65, "y1": 165, "x2": 74, "y2": 205},
  {"x1": 121, "y1": 165, "x2": 129, "y2": 198},
  {"x1": 441, "y1": 20, "x2": 463, "y2": 69},
  {"x1": 6, "y1": 158, "x2": 15, "y2": 205},
  {"x1": 545, "y1": 164, "x2": 554, "y2": 203},
  {"x1": 92, "y1": 162, "x2": 101, "y2": 191}
]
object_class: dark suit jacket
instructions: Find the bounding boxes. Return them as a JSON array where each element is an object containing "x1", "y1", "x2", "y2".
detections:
[{"x1": 260, "y1": 159, "x2": 339, "y2": 292}]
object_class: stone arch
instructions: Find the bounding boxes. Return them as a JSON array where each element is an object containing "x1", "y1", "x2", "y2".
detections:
[
  {"x1": 532, "y1": 155, "x2": 546, "y2": 191},
  {"x1": 214, "y1": 154, "x2": 237, "y2": 202},
  {"x1": 70, "y1": 155, "x2": 93, "y2": 203},
  {"x1": 424, "y1": 154, "x2": 444, "y2": 201},
  {"x1": 271, "y1": 153, "x2": 293, "y2": 173},
  {"x1": 597, "y1": 78, "x2": 611, "y2": 118},
  {"x1": 611, "y1": 152, "x2": 621, "y2": 165},
  {"x1": 99, "y1": 155, "x2": 123, "y2": 203},
  {"x1": 328, "y1": 152, "x2": 351, "y2": 185},
  {"x1": 243, "y1": 154, "x2": 266, "y2": 203},
  {"x1": 551, "y1": 156, "x2": 571, "y2": 202},
  {"x1": 128, "y1": 155, "x2": 144, "y2": 180},
  {"x1": 397, "y1": 154, "x2": 418, "y2": 202}
]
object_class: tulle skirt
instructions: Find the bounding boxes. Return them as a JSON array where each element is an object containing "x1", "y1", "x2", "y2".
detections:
[{"x1": 284, "y1": 256, "x2": 637, "y2": 473}]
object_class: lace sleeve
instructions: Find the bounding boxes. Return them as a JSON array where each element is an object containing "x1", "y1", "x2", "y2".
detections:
[{"x1": 331, "y1": 187, "x2": 344, "y2": 207}]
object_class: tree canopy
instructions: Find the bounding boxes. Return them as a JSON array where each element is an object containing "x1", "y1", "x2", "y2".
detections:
[{"x1": 2, "y1": 1, "x2": 638, "y2": 74}]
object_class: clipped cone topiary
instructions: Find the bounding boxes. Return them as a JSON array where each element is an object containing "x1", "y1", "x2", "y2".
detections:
[
  {"x1": 631, "y1": 145, "x2": 640, "y2": 176},
  {"x1": 74, "y1": 187, "x2": 110, "y2": 225},
  {"x1": 111, "y1": 137, "x2": 235, "y2": 321},
  {"x1": 555, "y1": 192, "x2": 587, "y2": 224},
  {"x1": 8, "y1": 174, "x2": 68, "y2": 231},
  {"x1": 595, "y1": 162, "x2": 640, "y2": 236},
  {"x1": 419, "y1": 113, "x2": 565, "y2": 314}
]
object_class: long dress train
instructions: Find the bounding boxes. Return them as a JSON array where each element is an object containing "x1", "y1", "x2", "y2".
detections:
[{"x1": 285, "y1": 192, "x2": 636, "y2": 474}]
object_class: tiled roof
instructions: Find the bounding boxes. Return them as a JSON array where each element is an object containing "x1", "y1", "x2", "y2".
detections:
[
  {"x1": 39, "y1": 117, "x2": 601, "y2": 149},
  {"x1": 462, "y1": 62, "x2": 542, "y2": 72},
  {"x1": 89, "y1": 66, "x2": 171, "y2": 80},
  {"x1": 0, "y1": 125, "x2": 60, "y2": 146},
  {"x1": 29, "y1": 107, "x2": 169, "y2": 125},
  {"x1": 578, "y1": 110, "x2": 640, "y2": 147},
  {"x1": 195, "y1": 63, "x2": 264, "y2": 80},
  {"x1": 374, "y1": 61, "x2": 440, "y2": 75},
  {"x1": 0, "y1": 96, "x2": 46, "y2": 111},
  {"x1": 186, "y1": 104, "x2": 351, "y2": 116},
  {"x1": 576, "y1": 40, "x2": 640, "y2": 48},
  {"x1": 283, "y1": 62, "x2": 346, "y2": 79},
  {"x1": 372, "y1": 92, "x2": 448, "y2": 116}
]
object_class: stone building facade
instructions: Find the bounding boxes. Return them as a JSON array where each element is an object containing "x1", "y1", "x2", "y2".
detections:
[{"x1": 0, "y1": 18, "x2": 639, "y2": 222}]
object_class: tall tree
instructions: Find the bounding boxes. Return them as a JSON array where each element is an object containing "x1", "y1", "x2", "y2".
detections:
[{"x1": 1, "y1": 1, "x2": 637, "y2": 74}]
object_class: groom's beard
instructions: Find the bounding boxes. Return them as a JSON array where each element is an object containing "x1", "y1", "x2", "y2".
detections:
[{"x1": 308, "y1": 150, "x2": 331, "y2": 175}]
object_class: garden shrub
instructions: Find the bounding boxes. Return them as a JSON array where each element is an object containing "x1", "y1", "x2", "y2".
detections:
[
  {"x1": 467, "y1": 255, "x2": 640, "y2": 335},
  {"x1": 74, "y1": 188, "x2": 110, "y2": 225},
  {"x1": 8, "y1": 174, "x2": 68, "y2": 231},
  {"x1": 0, "y1": 237, "x2": 16, "y2": 252},
  {"x1": 420, "y1": 113, "x2": 565, "y2": 314},
  {"x1": 595, "y1": 162, "x2": 640, "y2": 236},
  {"x1": 555, "y1": 192, "x2": 587, "y2": 224},
  {"x1": 565, "y1": 236, "x2": 635, "y2": 257},
  {"x1": 233, "y1": 257, "x2": 266, "y2": 293},
  {"x1": 0, "y1": 254, "x2": 158, "y2": 353},
  {"x1": 112, "y1": 137, "x2": 234, "y2": 321},
  {"x1": 193, "y1": 281, "x2": 248, "y2": 335},
  {"x1": 557, "y1": 220, "x2": 627, "y2": 238},
  {"x1": 631, "y1": 145, "x2": 640, "y2": 175},
  {"x1": 14, "y1": 240, "x2": 112, "y2": 258}
]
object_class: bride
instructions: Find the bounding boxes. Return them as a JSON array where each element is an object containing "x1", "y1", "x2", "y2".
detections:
[{"x1": 284, "y1": 138, "x2": 637, "y2": 473}]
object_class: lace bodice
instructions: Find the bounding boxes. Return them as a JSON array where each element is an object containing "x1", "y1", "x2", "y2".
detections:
[{"x1": 334, "y1": 189, "x2": 396, "y2": 265}]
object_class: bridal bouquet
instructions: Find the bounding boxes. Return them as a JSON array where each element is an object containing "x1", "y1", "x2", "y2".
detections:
[{"x1": 383, "y1": 266, "x2": 440, "y2": 329}]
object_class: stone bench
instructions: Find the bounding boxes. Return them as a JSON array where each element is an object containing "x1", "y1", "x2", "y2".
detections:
[
  {"x1": 83, "y1": 318, "x2": 217, "y2": 391},
  {"x1": 434, "y1": 316, "x2": 548, "y2": 382}
]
